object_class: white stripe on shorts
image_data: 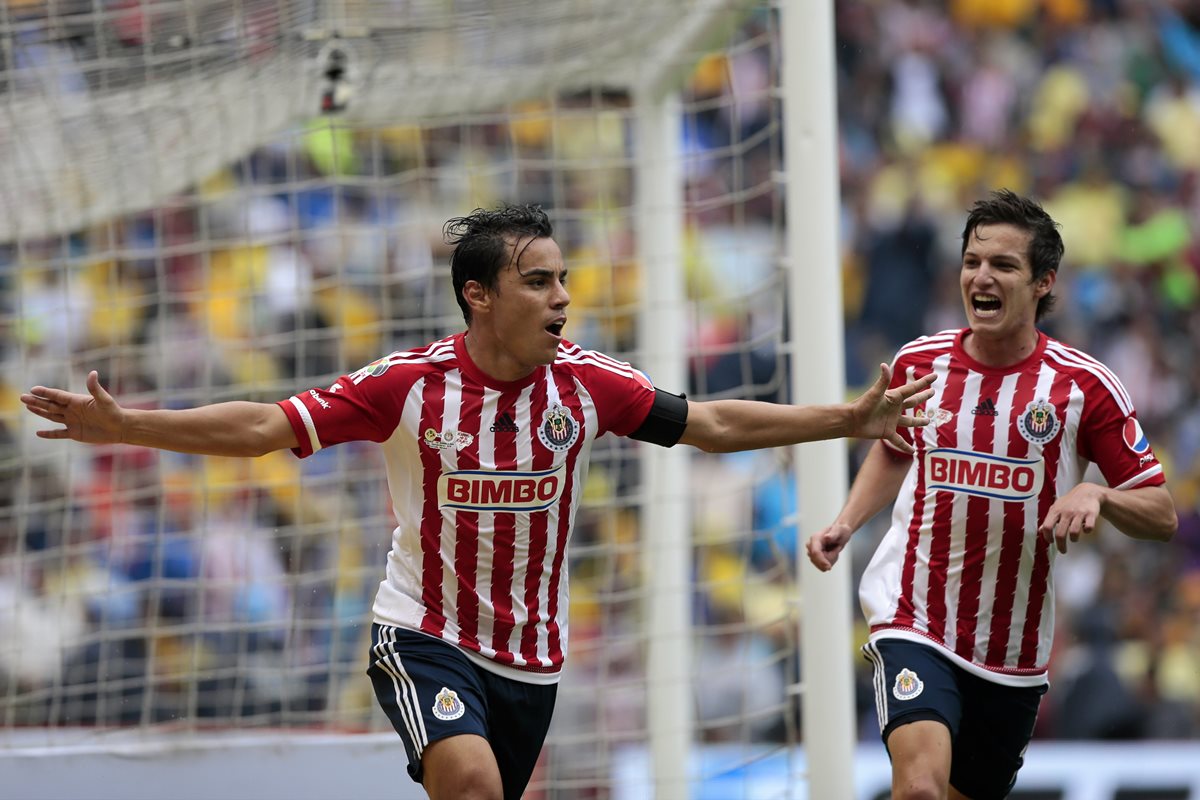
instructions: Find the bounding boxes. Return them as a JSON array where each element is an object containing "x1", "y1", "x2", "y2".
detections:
[
  {"x1": 863, "y1": 642, "x2": 888, "y2": 733},
  {"x1": 374, "y1": 627, "x2": 429, "y2": 756}
]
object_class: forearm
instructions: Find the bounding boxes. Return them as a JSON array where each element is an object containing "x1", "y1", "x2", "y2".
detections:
[
  {"x1": 834, "y1": 441, "x2": 911, "y2": 530},
  {"x1": 681, "y1": 399, "x2": 853, "y2": 453},
  {"x1": 121, "y1": 402, "x2": 292, "y2": 457},
  {"x1": 1098, "y1": 484, "x2": 1177, "y2": 541}
]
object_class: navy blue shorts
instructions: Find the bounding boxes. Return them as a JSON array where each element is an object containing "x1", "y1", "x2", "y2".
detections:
[
  {"x1": 366, "y1": 624, "x2": 558, "y2": 800},
  {"x1": 863, "y1": 638, "x2": 1047, "y2": 800}
]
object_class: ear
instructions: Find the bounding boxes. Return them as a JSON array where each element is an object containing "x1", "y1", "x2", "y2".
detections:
[
  {"x1": 1035, "y1": 269, "x2": 1057, "y2": 298},
  {"x1": 463, "y1": 280, "x2": 491, "y2": 315}
]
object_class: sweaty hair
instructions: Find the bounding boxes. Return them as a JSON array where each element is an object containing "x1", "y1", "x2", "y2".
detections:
[
  {"x1": 961, "y1": 189, "x2": 1064, "y2": 321},
  {"x1": 444, "y1": 204, "x2": 554, "y2": 324}
]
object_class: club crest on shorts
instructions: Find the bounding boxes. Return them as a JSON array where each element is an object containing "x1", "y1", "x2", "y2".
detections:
[
  {"x1": 537, "y1": 403, "x2": 579, "y2": 452},
  {"x1": 1018, "y1": 398, "x2": 1061, "y2": 445},
  {"x1": 432, "y1": 687, "x2": 465, "y2": 721},
  {"x1": 892, "y1": 668, "x2": 924, "y2": 701}
]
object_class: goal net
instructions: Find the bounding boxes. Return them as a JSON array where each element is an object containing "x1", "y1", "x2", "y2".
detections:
[{"x1": 0, "y1": 1, "x2": 826, "y2": 796}]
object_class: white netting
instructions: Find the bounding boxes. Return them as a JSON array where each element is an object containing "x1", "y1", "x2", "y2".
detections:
[
  {"x1": 1, "y1": 1, "x2": 805, "y2": 797},
  {"x1": 0, "y1": 0, "x2": 743, "y2": 240}
]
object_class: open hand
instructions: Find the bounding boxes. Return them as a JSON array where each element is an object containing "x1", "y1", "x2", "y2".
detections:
[
  {"x1": 20, "y1": 371, "x2": 125, "y2": 444},
  {"x1": 849, "y1": 363, "x2": 936, "y2": 454}
]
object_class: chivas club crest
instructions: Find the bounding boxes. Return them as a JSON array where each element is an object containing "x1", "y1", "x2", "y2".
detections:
[
  {"x1": 892, "y1": 668, "x2": 924, "y2": 701},
  {"x1": 432, "y1": 687, "x2": 465, "y2": 721},
  {"x1": 537, "y1": 403, "x2": 579, "y2": 452},
  {"x1": 1018, "y1": 399, "x2": 1061, "y2": 445}
]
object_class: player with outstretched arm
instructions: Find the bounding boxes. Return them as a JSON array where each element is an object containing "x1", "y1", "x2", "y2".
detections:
[{"x1": 24, "y1": 204, "x2": 935, "y2": 800}]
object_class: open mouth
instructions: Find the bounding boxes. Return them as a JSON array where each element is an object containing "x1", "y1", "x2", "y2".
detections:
[
  {"x1": 971, "y1": 294, "x2": 1001, "y2": 317},
  {"x1": 545, "y1": 320, "x2": 565, "y2": 338}
]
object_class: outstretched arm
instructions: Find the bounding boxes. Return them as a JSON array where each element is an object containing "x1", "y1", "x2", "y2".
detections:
[
  {"x1": 805, "y1": 441, "x2": 911, "y2": 571},
  {"x1": 21, "y1": 370, "x2": 298, "y2": 457},
  {"x1": 677, "y1": 362, "x2": 935, "y2": 454}
]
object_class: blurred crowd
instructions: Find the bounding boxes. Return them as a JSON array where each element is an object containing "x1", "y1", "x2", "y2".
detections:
[{"x1": 0, "y1": 1, "x2": 1198, "y2": 775}]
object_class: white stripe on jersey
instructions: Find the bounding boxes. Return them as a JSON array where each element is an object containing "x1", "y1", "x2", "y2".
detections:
[
  {"x1": 559, "y1": 347, "x2": 638, "y2": 373},
  {"x1": 438, "y1": 373, "x2": 465, "y2": 637},
  {"x1": 288, "y1": 396, "x2": 322, "y2": 454},
  {"x1": 505, "y1": 385, "x2": 537, "y2": 666},
  {"x1": 471, "y1": 387, "x2": 502, "y2": 656},
  {"x1": 1115, "y1": 465, "x2": 1164, "y2": 490},
  {"x1": 530, "y1": 373, "x2": 566, "y2": 667},
  {"x1": 940, "y1": 368, "x2": 983, "y2": 654},
  {"x1": 1044, "y1": 341, "x2": 1133, "y2": 416},
  {"x1": 1003, "y1": 363, "x2": 1059, "y2": 666},
  {"x1": 895, "y1": 330, "x2": 957, "y2": 360},
  {"x1": 351, "y1": 341, "x2": 456, "y2": 384},
  {"x1": 972, "y1": 370, "x2": 1020, "y2": 665}
]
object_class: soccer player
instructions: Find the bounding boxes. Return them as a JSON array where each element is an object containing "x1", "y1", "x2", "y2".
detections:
[
  {"x1": 23, "y1": 204, "x2": 935, "y2": 800},
  {"x1": 806, "y1": 190, "x2": 1178, "y2": 800}
]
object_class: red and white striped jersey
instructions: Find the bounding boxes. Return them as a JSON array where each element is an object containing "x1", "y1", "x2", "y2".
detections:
[
  {"x1": 860, "y1": 328, "x2": 1165, "y2": 687},
  {"x1": 278, "y1": 333, "x2": 657, "y2": 684}
]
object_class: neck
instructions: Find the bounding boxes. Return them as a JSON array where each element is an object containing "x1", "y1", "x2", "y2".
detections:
[
  {"x1": 964, "y1": 327, "x2": 1040, "y2": 367},
  {"x1": 463, "y1": 328, "x2": 534, "y2": 383}
]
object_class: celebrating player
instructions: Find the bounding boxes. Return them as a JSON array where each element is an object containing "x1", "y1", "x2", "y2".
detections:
[
  {"x1": 806, "y1": 190, "x2": 1177, "y2": 800},
  {"x1": 23, "y1": 203, "x2": 934, "y2": 800}
]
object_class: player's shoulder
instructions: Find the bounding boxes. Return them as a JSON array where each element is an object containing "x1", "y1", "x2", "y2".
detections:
[
  {"x1": 1041, "y1": 335, "x2": 1117, "y2": 383},
  {"x1": 553, "y1": 339, "x2": 639, "y2": 377},
  {"x1": 1041, "y1": 335, "x2": 1134, "y2": 409},
  {"x1": 894, "y1": 328, "x2": 960, "y2": 366},
  {"x1": 347, "y1": 336, "x2": 458, "y2": 383}
]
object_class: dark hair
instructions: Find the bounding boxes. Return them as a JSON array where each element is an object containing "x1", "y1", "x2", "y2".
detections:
[
  {"x1": 444, "y1": 204, "x2": 554, "y2": 324},
  {"x1": 961, "y1": 189, "x2": 1064, "y2": 321}
]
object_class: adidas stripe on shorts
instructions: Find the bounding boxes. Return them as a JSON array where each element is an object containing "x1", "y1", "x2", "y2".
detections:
[
  {"x1": 863, "y1": 638, "x2": 1047, "y2": 800},
  {"x1": 367, "y1": 624, "x2": 557, "y2": 800}
]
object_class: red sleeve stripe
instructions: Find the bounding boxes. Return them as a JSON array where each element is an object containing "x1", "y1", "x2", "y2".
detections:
[{"x1": 287, "y1": 396, "x2": 322, "y2": 454}]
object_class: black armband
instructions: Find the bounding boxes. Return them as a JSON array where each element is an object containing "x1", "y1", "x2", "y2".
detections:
[{"x1": 629, "y1": 389, "x2": 688, "y2": 447}]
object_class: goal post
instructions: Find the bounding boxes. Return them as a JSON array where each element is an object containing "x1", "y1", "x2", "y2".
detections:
[
  {"x1": 0, "y1": 2, "x2": 858, "y2": 797},
  {"x1": 781, "y1": 1, "x2": 857, "y2": 797}
]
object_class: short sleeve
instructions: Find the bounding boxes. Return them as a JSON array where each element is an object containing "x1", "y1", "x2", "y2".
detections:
[
  {"x1": 1077, "y1": 380, "x2": 1165, "y2": 490},
  {"x1": 572, "y1": 352, "x2": 658, "y2": 437},
  {"x1": 277, "y1": 357, "x2": 414, "y2": 458}
]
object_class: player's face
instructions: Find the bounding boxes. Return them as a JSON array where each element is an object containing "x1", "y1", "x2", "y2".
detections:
[
  {"x1": 488, "y1": 234, "x2": 570, "y2": 370},
  {"x1": 960, "y1": 223, "x2": 1053, "y2": 343}
]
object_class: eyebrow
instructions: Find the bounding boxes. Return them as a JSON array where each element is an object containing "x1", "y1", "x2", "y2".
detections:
[
  {"x1": 964, "y1": 250, "x2": 1022, "y2": 264},
  {"x1": 519, "y1": 266, "x2": 566, "y2": 278}
]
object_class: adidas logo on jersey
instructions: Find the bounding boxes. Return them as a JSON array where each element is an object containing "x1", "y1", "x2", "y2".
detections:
[
  {"x1": 490, "y1": 412, "x2": 520, "y2": 433},
  {"x1": 972, "y1": 398, "x2": 999, "y2": 417}
]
